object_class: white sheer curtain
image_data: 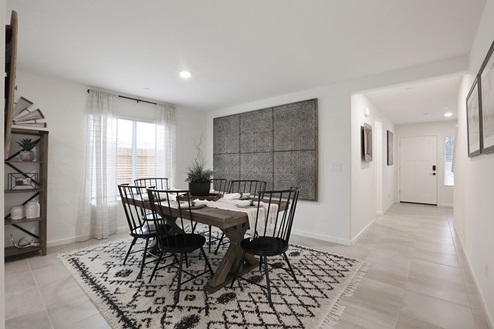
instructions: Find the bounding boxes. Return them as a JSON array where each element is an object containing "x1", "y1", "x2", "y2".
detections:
[
  {"x1": 154, "y1": 104, "x2": 176, "y2": 187},
  {"x1": 76, "y1": 90, "x2": 119, "y2": 241}
]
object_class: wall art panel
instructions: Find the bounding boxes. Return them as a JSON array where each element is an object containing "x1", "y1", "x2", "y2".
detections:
[
  {"x1": 240, "y1": 108, "x2": 273, "y2": 153},
  {"x1": 213, "y1": 153, "x2": 240, "y2": 182},
  {"x1": 274, "y1": 150, "x2": 317, "y2": 200},
  {"x1": 240, "y1": 152, "x2": 274, "y2": 189},
  {"x1": 273, "y1": 100, "x2": 317, "y2": 151},
  {"x1": 213, "y1": 99, "x2": 317, "y2": 200},
  {"x1": 213, "y1": 115, "x2": 240, "y2": 154}
]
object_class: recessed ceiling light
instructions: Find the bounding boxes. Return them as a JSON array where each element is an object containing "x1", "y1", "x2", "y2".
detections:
[
  {"x1": 444, "y1": 112, "x2": 453, "y2": 117},
  {"x1": 179, "y1": 71, "x2": 192, "y2": 79}
]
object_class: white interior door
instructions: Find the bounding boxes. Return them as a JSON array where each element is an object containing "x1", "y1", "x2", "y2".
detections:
[{"x1": 399, "y1": 136, "x2": 437, "y2": 205}]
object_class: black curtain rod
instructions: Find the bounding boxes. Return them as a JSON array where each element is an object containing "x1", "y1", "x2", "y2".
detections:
[{"x1": 86, "y1": 89, "x2": 157, "y2": 105}]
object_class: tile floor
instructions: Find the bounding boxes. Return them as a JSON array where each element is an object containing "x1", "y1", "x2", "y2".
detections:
[{"x1": 4, "y1": 203, "x2": 492, "y2": 329}]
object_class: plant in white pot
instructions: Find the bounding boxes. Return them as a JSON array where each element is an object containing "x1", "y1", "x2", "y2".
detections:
[
  {"x1": 185, "y1": 138, "x2": 213, "y2": 196},
  {"x1": 17, "y1": 138, "x2": 39, "y2": 161}
]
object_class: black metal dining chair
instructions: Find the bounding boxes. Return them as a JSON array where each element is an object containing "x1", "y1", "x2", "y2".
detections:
[
  {"x1": 214, "y1": 179, "x2": 267, "y2": 254},
  {"x1": 230, "y1": 188, "x2": 300, "y2": 307},
  {"x1": 146, "y1": 188, "x2": 214, "y2": 304},
  {"x1": 134, "y1": 177, "x2": 169, "y2": 190},
  {"x1": 228, "y1": 179, "x2": 267, "y2": 196},
  {"x1": 118, "y1": 184, "x2": 160, "y2": 279}
]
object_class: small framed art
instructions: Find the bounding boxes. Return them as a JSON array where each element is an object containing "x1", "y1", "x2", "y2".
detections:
[
  {"x1": 9, "y1": 173, "x2": 38, "y2": 190},
  {"x1": 361, "y1": 123, "x2": 373, "y2": 162},
  {"x1": 466, "y1": 75, "x2": 482, "y2": 157},
  {"x1": 387, "y1": 130, "x2": 394, "y2": 165},
  {"x1": 479, "y1": 40, "x2": 494, "y2": 154}
]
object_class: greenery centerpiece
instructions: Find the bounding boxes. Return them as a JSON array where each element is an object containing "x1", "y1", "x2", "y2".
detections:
[
  {"x1": 17, "y1": 138, "x2": 39, "y2": 161},
  {"x1": 185, "y1": 137, "x2": 213, "y2": 196}
]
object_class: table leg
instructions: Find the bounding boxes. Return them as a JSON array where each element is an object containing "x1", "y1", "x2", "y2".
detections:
[{"x1": 204, "y1": 222, "x2": 258, "y2": 293}]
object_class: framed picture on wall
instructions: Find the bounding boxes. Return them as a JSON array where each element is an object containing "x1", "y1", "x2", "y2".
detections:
[
  {"x1": 479, "y1": 40, "x2": 494, "y2": 154},
  {"x1": 466, "y1": 75, "x2": 482, "y2": 157},
  {"x1": 387, "y1": 130, "x2": 394, "y2": 165},
  {"x1": 361, "y1": 123, "x2": 373, "y2": 162}
]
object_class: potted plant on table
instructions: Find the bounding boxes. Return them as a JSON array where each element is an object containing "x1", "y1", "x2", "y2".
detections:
[
  {"x1": 17, "y1": 138, "x2": 39, "y2": 161},
  {"x1": 186, "y1": 137, "x2": 214, "y2": 196},
  {"x1": 186, "y1": 159, "x2": 213, "y2": 196}
]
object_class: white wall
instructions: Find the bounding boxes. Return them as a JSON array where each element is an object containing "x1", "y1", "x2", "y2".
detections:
[
  {"x1": 9, "y1": 70, "x2": 207, "y2": 247},
  {"x1": 205, "y1": 56, "x2": 468, "y2": 245},
  {"x1": 455, "y1": 0, "x2": 494, "y2": 324},
  {"x1": 351, "y1": 94, "x2": 396, "y2": 239},
  {"x1": 206, "y1": 84, "x2": 354, "y2": 244},
  {"x1": 395, "y1": 121, "x2": 456, "y2": 207}
]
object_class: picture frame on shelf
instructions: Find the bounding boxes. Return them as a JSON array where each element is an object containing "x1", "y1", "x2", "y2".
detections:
[
  {"x1": 479, "y1": 40, "x2": 494, "y2": 154},
  {"x1": 466, "y1": 75, "x2": 482, "y2": 157},
  {"x1": 9, "y1": 173, "x2": 38, "y2": 190}
]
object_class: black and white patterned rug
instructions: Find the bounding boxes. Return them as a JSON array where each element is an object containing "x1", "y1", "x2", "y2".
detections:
[{"x1": 59, "y1": 234, "x2": 368, "y2": 329}]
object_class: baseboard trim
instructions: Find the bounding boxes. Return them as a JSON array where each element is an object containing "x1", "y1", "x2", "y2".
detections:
[
  {"x1": 291, "y1": 229, "x2": 352, "y2": 246},
  {"x1": 47, "y1": 226, "x2": 128, "y2": 248},
  {"x1": 452, "y1": 222, "x2": 493, "y2": 328},
  {"x1": 351, "y1": 218, "x2": 376, "y2": 245}
]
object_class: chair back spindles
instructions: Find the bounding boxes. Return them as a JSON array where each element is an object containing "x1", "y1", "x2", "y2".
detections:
[
  {"x1": 134, "y1": 177, "x2": 169, "y2": 190},
  {"x1": 228, "y1": 179, "x2": 267, "y2": 196},
  {"x1": 118, "y1": 184, "x2": 152, "y2": 234},
  {"x1": 210, "y1": 178, "x2": 228, "y2": 194},
  {"x1": 254, "y1": 188, "x2": 299, "y2": 243}
]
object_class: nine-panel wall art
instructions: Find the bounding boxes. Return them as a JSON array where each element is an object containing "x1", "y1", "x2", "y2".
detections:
[{"x1": 213, "y1": 99, "x2": 318, "y2": 201}]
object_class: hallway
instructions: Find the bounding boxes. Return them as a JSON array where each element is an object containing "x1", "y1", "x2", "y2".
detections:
[
  {"x1": 291, "y1": 203, "x2": 490, "y2": 329},
  {"x1": 4, "y1": 203, "x2": 491, "y2": 329}
]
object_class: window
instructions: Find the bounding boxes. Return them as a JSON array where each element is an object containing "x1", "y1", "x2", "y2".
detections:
[
  {"x1": 444, "y1": 136, "x2": 455, "y2": 186},
  {"x1": 117, "y1": 118, "x2": 156, "y2": 185}
]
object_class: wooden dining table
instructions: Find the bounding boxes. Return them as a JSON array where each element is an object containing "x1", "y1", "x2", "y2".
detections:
[
  {"x1": 131, "y1": 196, "x2": 259, "y2": 293},
  {"x1": 189, "y1": 206, "x2": 259, "y2": 293}
]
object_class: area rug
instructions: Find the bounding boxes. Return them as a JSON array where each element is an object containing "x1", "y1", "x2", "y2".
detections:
[{"x1": 59, "y1": 235, "x2": 368, "y2": 329}]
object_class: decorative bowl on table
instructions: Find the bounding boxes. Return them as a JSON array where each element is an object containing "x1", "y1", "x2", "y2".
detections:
[{"x1": 177, "y1": 192, "x2": 222, "y2": 202}]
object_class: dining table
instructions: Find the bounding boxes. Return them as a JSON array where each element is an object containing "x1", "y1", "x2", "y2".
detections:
[
  {"x1": 134, "y1": 194, "x2": 263, "y2": 293},
  {"x1": 189, "y1": 203, "x2": 260, "y2": 293}
]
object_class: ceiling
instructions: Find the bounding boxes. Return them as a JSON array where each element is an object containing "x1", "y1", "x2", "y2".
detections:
[
  {"x1": 5, "y1": 0, "x2": 486, "y2": 123},
  {"x1": 364, "y1": 74, "x2": 463, "y2": 125}
]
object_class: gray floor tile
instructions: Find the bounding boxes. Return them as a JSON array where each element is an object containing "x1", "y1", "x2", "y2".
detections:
[
  {"x1": 401, "y1": 290, "x2": 476, "y2": 329},
  {"x1": 396, "y1": 314, "x2": 442, "y2": 329},
  {"x1": 5, "y1": 310, "x2": 54, "y2": 329},
  {"x1": 3, "y1": 204, "x2": 491, "y2": 329}
]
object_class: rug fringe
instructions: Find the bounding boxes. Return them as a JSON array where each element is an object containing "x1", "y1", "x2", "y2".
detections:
[
  {"x1": 343, "y1": 262, "x2": 370, "y2": 297},
  {"x1": 319, "y1": 261, "x2": 370, "y2": 329}
]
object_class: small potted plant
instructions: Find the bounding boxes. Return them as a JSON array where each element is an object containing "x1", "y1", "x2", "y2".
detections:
[
  {"x1": 185, "y1": 137, "x2": 213, "y2": 196},
  {"x1": 186, "y1": 159, "x2": 214, "y2": 196},
  {"x1": 17, "y1": 138, "x2": 39, "y2": 161}
]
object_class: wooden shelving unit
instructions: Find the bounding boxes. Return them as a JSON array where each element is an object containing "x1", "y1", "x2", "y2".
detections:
[{"x1": 4, "y1": 128, "x2": 48, "y2": 257}]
